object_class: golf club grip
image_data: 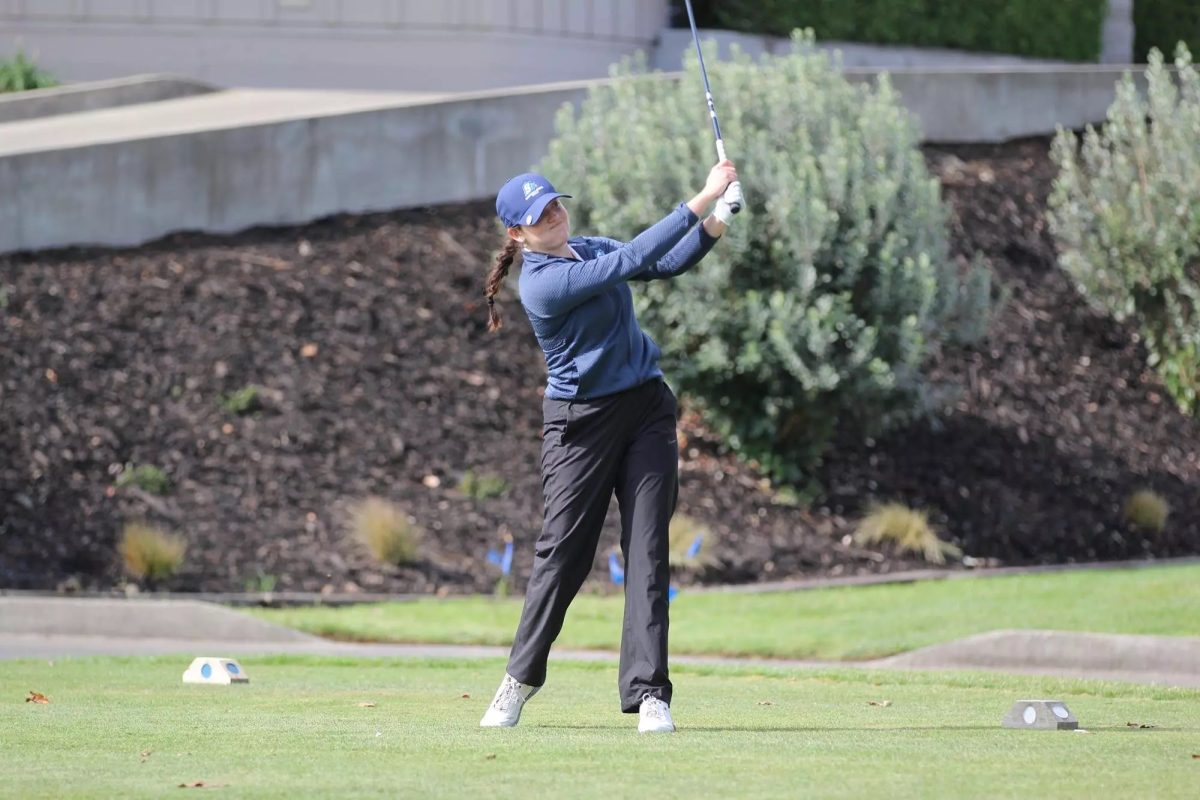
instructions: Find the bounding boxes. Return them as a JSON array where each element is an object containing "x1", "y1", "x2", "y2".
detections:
[
  {"x1": 714, "y1": 140, "x2": 743, "y2": 214},
  {"x1": 724, "y1": 181, "x2": 744, "y2": 214}
]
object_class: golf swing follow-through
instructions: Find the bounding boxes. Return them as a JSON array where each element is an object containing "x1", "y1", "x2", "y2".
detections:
[{"x1": 480, "y1": 12, "x2": 744, "y2": 733}]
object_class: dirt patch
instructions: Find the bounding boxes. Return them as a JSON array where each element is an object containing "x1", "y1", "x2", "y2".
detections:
[{"x1": 1, "y1": 137, "x2": 1196, "y2": 594}]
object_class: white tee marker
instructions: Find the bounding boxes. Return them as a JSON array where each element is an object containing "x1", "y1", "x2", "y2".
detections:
[{"x1": 182, "y1": 657, "x2": 250, "y2": 685}]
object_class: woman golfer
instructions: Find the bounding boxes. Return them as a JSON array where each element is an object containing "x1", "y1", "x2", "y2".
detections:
[{"x1": 480, "y1": 160, "x2": 738, "y2": 733}]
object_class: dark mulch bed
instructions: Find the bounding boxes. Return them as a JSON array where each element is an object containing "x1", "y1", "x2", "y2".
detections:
[{"x1": 1, "y1": 137, "x2": 1197, "y2": 594}]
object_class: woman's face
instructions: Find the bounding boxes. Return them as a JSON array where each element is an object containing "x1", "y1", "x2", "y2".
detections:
[{"x1": 511, "y1": 199, "x2": 570, "y2": 252}]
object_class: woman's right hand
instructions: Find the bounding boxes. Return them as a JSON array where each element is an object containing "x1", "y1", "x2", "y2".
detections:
[
  {"x1": 702, "y1": 160, "x2": 738, "y2": 203},
  {"x1": 687, "y1": 160, "x2": 738, "y2": 219}
]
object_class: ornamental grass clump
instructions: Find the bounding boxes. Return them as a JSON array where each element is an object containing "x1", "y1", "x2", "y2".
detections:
[
  {"x1": 541, "y1": 31, "x2": 991, "y2": 481},
  {"x1": 119, "y1": 522, "x2": 187, "y2": 583},
  {"x1": 1050, "y1": 45, "x2": 1200, "y2": 415},
  {"x1": 1123, "y1": 488, "x2": 1170, "y2": 534},
  {"x1": 855, "y1": 502, "x2": 961, "y2": 564},
  {"x1": 351, "y1": 497, "x2": 422, "y2": 566}
]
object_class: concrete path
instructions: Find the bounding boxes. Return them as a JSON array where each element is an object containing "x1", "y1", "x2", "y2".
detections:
[
  {"x1": 2, "y1": 597, "x2": 1198, "y2": 689},
  {"x1": 0, "y1": 87, "x2": 453, "y2": 157}
]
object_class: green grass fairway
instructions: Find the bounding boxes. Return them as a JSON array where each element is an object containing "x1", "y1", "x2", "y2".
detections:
[
  {"x1": 250, "y1": 564, "x2": 1200, "y2": 660},
  {"x1": 2, "y1": 656, "x2": 1197, "y2": 799}
]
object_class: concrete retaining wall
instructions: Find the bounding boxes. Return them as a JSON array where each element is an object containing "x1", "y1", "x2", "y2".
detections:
[
  {"x1": 848, "y1": 66, "x2": 1134, "y2": 144},
  {"x1": 0, "y1": 81, "x2": 593, "y2": 254},
  {"x1": 1, "y1": 0, "x2": 669, "y2": 93},
  {"x1": 0, "y1": 66, "x2": 1140, "y2": 255},
  {"x1": 0, "y1": 73, "x2": 216, "y2": 123}
]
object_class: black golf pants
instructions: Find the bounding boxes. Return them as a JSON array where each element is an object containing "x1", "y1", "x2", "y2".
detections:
[{"x1": 506, "y1": 377, "x2": 678, "y2": 713}]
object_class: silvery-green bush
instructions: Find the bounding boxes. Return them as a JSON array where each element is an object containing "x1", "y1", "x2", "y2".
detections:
[
  {"x1": 540, "y1": 32, "x2": 991, "y2": 480},
  {"x1": 1050, "y1": 45, "x2": 1200, "y2": 414}
]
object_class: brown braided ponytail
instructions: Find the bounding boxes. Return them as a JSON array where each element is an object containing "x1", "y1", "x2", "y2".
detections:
[{"x1": 485, "y1": 238, "x2": 521, "y2": 332}]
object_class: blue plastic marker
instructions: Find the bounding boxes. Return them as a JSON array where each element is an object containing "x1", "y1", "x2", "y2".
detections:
[
  {"x1": 500, "y1": 540, "x2": 513, "y2": 576},
  {"x1": 608, "y1": 553, "x2": 625, "y2": 585}
]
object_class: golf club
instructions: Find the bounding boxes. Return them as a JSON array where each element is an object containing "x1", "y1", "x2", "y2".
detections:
[{"x1": 681, "y1": 0, "x2": 744, "y2": 214}]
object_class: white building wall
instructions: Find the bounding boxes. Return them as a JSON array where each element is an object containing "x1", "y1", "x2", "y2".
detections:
[{"x1": 0, "y1": 0, "x2": 670, "y2": 91}]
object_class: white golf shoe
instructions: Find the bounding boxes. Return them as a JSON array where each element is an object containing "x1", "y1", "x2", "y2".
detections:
[
  {"x1": 637, "y1": 693, "x2": 676, "y2": 734},
  {"x1": 479, "y1": 673, "x2": 539, "y2": 728}
]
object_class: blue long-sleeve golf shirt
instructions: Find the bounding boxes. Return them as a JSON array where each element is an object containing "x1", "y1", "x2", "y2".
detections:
[{"x1": 518, "y1": 203, "x2": 719, "y2": 400}]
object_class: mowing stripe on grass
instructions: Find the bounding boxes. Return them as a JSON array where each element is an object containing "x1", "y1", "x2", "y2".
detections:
[{"x1": 248, "y1": 564, "x2": 1200, "y2": 660}]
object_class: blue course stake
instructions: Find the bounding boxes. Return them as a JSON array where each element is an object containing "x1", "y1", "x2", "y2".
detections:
[{"x1": 608, "y1": 553, "x2": 625, "y2": 586}]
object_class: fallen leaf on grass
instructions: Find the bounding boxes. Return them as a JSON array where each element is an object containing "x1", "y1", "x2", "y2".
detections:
[
  {"x1": 357, "y1": 702, "x2": 377, "y2": 708},
  {"x1": 867, "y1": 700, "x2": 892, "y2": 707},
  {"x1": 25, "y1": 691, "x2": 49, "y2": 704},
  {"x1": 1125, "y1": 722, "x2": 1156, "y2": 729}
]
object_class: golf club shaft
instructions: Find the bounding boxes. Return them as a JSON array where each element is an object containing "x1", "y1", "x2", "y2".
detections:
[{"x1": 682, "y1": 0, "x2": 743, "y2": 214}]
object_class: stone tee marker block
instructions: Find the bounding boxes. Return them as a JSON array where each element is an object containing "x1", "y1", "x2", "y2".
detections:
[
  {"x1": 1003, "y1": 700, "x2": 1078, "y2": 730},
  {"x1": 182, "y1": 657, "x2": 249, "y2": 685}
]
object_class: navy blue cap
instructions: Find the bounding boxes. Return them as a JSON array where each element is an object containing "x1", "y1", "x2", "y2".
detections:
[{"x1": 496, "y1": 172, "x2": 572, "y2": 228}]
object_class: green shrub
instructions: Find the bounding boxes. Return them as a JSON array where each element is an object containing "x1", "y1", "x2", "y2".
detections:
[
  {"x1": 0, "y1": 52, "x2": 58, "y2": 93},
  {"x1": 351, "y1": 497, "x2": 422, "y2": 566},
  {"x1": 114, "y1": 463, "x2": 171, "y2": 495},
  {"x1": 219, "y1": 385, "x2": 262, "y2": 415},
  {"x1": 1049, "y1": 45, "x2": 1200, "y2": 415},
  {"x1": 1135, "y1": 1, "x2": 1200, "y2": 63},
  {"x1": 541, "y1": 33, "x2": 991, "y2": 481},
  {"x1": 668, "y1": 514, "x2": 716, "y2": 568},
  {"x1": 119, "y1": 522, "x2": 186, "y2": 583},
  {"x1": 854, "y1": 503, "x2": 961, "y2": 564},
  {"x1": 458, "y1": 470, "x2": 509, "y2": 501},
  {"x1": 679, "y1": 1, "x2": 1106, "y2": 62},
  {"x1": 243, "y1": 568, "x2": 279, "y2": 594}
]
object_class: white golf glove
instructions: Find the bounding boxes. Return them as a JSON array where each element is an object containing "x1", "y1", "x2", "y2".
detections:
[{"x1": 713, "y1": 198, "x2": 736, "y2": 225}]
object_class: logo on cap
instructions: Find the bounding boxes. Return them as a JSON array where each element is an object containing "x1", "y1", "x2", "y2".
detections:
[{"x1": 522, "y1": 181, "x2": 544, "y2": 201}]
